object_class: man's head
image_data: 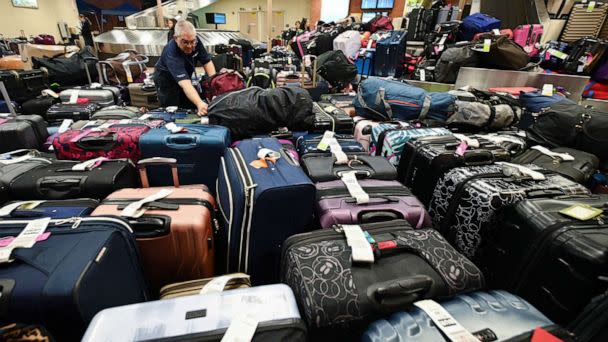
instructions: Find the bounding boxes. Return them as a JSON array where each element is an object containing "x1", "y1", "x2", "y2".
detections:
[
  {"x1": 79, "y1": 14, "x2": 86, "y2": 22},
  {"x1": 174, "y1": 20, "x2": 197, "y2": 54}
]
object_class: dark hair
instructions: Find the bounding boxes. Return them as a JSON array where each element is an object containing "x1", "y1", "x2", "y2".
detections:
[{"x1": 79, "y1": 14, "x2": 92, "y2": 24}]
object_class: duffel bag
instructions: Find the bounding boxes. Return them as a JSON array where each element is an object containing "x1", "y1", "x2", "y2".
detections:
[
  {"x1": 31, "y1": 46, "x2": 97, "y2": 87},
  {"x1": 435, "y1": 44, "x2": 479, "y2": 83},
  {"x1": 98, "y1": 50, "x2": 148, "y2": 85},
  {"x1": 316, "y1": 50, "x2": 358, "y2": 87},
  {"x1": 447, "y1": 89, "x2": 521, "y2": 130},
  {"x1": 353, "y1": 77, "x2": 455, "y2": 121},
  {"x1": 519, "y1": 90, "x2": 576, "y2": 112},
  {"x1": 476, "y1": 36, "x2": 530, "y2": 70}
]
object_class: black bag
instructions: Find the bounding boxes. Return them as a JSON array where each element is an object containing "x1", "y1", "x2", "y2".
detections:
[
  {"x1": 208, "y1": 87, "x2": 314, "y2": 140},
  {"x1": 316, "y1": 50, "x2": 357, "y2": 87},
  {"x1": 512, "y1": 146, "x2": 599, "y2": 184},
  {"x1": 0, "y1": 115, "x2": 48, "y2": 153},
  {"x1": 31, "y1": 46, "x2": 98, "y2": 87},
  {"x1": 477, "y1": 36, "x2": 530, "y2": 70},
  {"x1": 435, "y1": 44, "x2": 479, "y2": 83},
  {"x1": 307, "y1": 32, "x2": 335, "y2": 56},
  {"x1": 45, "y1": 103, "x2": 101, "y2": 124},
  {"x1": 0, "y1": 150, "x2": 52, "y2": 204},
  {"x1": 246, "y1": 67, "x2": 275, "y2": 89},
  {"x1": 312, "y1": 101, "x2": 354, "y2": 133},
  {"x1": 482, "y1": 195, "x2": 608, "y2": 324},
  {"x1": 301, "y1": 153, "x2": 397, "y2": 182},
  {"x1": 570, "y1": 291, "x2": 608, "y2": 342},
  {"x1": 21, "y1": 95, "x2": 60, "y2": 116},
  {"x1": 281, "y1": 220, "x2": 485, "y2": 339},
  {"x1": 0, "y1": 69, "x2": 49, "y2": 103},
  {"x1": 562, "y1": 37, "x2": 607, "y2": 75},
  {"x1": 527, "y1": 102, "x2": 608, "y2": 162}
]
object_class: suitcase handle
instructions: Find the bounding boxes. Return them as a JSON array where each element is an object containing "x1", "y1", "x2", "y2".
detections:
[
  {"x1": 38, "y1": 178, "x2": 82, "y2": 196},
  {"x1": 526, "y1": 189, "x2": 565, "y2": 198},
  {"x1": 125, "y1": 215, "x2": 171, "y2": 238},
  {"x1": 137, "y1": 157, "x2": 180, "y2": 188},
  {"x1": 165, "y1": 135, "x2": 198, "y2": 149},
  {"x1": 359, "y1": 210, "x2": 401, "y2": 223},
  {"x1": 366, "y1": 275, "x2": 433, "y2": 312},
  {"x1": 461, "y1": 150, "x2": 495, "y2": 166}
]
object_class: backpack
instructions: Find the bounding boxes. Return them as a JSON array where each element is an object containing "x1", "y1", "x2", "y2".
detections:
[
  {"x1": 202, "y1": 70, "x2": 246, "y2": 101},
  {"x1": 316, "y1": 50, "x2": 358, "y2": 87},
  {"x1": 370, "y1": 16, "x2": 394, "y2": 33},
  {"x1": 247, "y1": 67, "x2": 276, "y2": 89}
]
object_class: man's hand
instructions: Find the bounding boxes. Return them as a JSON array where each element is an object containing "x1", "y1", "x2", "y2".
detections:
[{"x1": 197, "y1": 101, "x2": 208, "y2": 116}]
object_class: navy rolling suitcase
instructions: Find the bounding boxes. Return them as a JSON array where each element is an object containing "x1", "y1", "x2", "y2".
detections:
[
  {"x1": 356, "y1": 50, "x2": 375, "y2": 77},
  {"x1": 138, "y1": 124, "x2": 230, "y2": 189},
  {"x1": 146, "y1": 107, "x2": 200, "y2": 123},
  {"x1": 296, "y1": 133, "x2": 365, "y2": 158},
  {"x1": 216, "y1": 138, "x2": 315, "y2": 284},
  {"x1": 0, "y1": 217, "x2": 149, "y2": 341},
  {"x1": 0, "y1": 198, "x2": 98, "y2": 220},
  {"x1": 374, "y1": 30, "x2": 408, "y2": 78}
]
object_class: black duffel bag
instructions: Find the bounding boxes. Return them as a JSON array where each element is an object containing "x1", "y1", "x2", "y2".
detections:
[
  {"x1": 32, "y1": 46, "x2": 98, "y2": 86},
  {"x1": 527, "y1": 101, "x2": 608, "y2": 162},
  {"x1": 316, "y1": 50, "x2": 357, "y2": 87}
]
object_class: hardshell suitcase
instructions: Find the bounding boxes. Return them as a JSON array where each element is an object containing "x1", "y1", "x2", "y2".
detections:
[
  {"x1": 82, "y1": 284, "x2": 307, "y2": 342},
  {"x1": 128, "y1": 82, "x2": 160, "y2": 108},
  {"x1": 159, "y1": 273, "x2": 251, "y2": 299},
  {"x1": 373, "y1": 126, "x2": 452, "y2": 167},
  {"x1": 138, "y1": 124, "x2": 230, "y2": 189},
  {"x1": 429, "y1": 163, "x2": 591, "y2": 260},
  {"x1": 0, "y1": 217, "x2": 149, "y2": 341},
  {"x1": 296, "y1": 134, "x2": 365, "y2": 158},
  {"x1": 374, "y1": 30, "x2": 407, "y2": 77},
  {"x1": 333, "y1": 30, "x2": 361, "y2": 59},
  {"x1": 513, "y1": 24, "x2": 544, "y2": 56},
  {"x1": 0, "y1": 150, "x2": 53, "y2": 204},
  {"x1": 315, "y1": 179, "x2": 432, "y2": 228},
  {"x1": 435, "y1": 5, "x2": 460, "y2": 25},
  {"x1": 0, "y1": 69, "x2": 49, "y2": 103},
  {"x1": 362, "y1": 291, "x2": 562, "y2": 342},
  {"x1": 216, "y1": 138, "x2": 315, "y2": 284},
  {"x1": 0, "y1": 115, "x2": 48, "y2": 153},
  {"x1": 312, "y1": 102, "x2": 354, "y2": 133},
  {"x1": 281, "y1": 220, "x2": 484, "y2": 338},
  {"x1": 9, "y1": 159, "x2": 138, "y2": 201},
  {"x1": 45, "y1": 102, "x2": 100, "y2": 124},
  {"x1": 482, "y1": 195, "x2": 608, "y2": 324},
  {"x1": 354, "y1": 119, "x2": 409, "y2": 153},
  {"x1": 319, "y1": 92, "x2": 356, "y2": 108},
  {"x1": 0, "y1": 198, "x2": 98, "y2": 220},
  {"x1": 301, "y1": 153, "x2": 397, "y2": 183},
  {"x1": 561, "y1": 3, "x2": 608, "y2": 42},
  {"x1": 91, "y1": 105, "x2": 141, "y2": 120},
  {"x1": 355, "y1": 49, "x2": 375, "y2": 77},
  {"x1": 512, "y1": 146, "x2": 599, "y2": 184},
  {"x1": 59, "y1": 85, "x2": 122, "y2": 107},
  {"x1": 92, "y1": 158, "x2": 216, "y2": 291}
]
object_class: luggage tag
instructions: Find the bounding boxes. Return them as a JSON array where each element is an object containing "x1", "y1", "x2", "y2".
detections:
[
  {"x1": 250, "y1": 148, "x2": 281, "y2": 169},
  {"x1": 482, "y1": 39, "x2": 491, "y2": 53},
  {"x1": 531, "y1": 145, "x2": 575, "y2": 161},
  {"x1": 68, "y1": 90, "x2": 79, "y2": 104},
  {"x1": 419, "y1": 69, "x2": 426, "y2": 81},
  {"x1": 123, "y1": 61, "x2": 133, "y2": 83},
  {"x1": 0, "y1": 218, "x2": 51, "y2": 263},
  {"x1": 340, "y1": 171, "x2": 370, "y2": 204},
  {"x1": 560, "y1": 204, "x2": 603, "y2": 221},
  {"x1": 71, "y1": 157, "x2": 110, "y2": 171},
  {"x1": 120, "y1": 189, "x2": 173, "y2": 218},
  {"x1": 221, "y1": 313, "x2": 259, "y2": 342},
  {"x1": 0, "y1": 232, "x2": 51, "y2": 247},
  {"x1": 498, "y1": 162, "x2": 546, "y2": 180},
  {"x1": 0, "y1": 201, "x2": 43, "y2": 217},
  {"x1": 41, "y1": 89, "x2": 59, "y2": 98},
  {"x1": 455, "y1": 140, "x2": 468, "y2": 156},
  {"x1": 542, "y1": 84, "x2": 554, "y2": 96},
  {"x1": 341, "y1": 224, "x2": 375, "y2": 264},
  {"x1": 588, "y1": 1, "x2": 596, "y2": 12},
  {"x1": 413, "y1": 300, "x2": 479, "y2": 342},
  {"x1": 199, "y1": 273, "x2": 251, "y2": 294},
  {"x1": 547, "y1": 48, "x2": 568, "y2": 60},
  {"x1": 316, "y1": 131, "x2": 335, "y2": 151},
  {"x1": 453, "y1": 134, "x2": 480, "y2": 149},
  {"x1": 492, "y1": 29, "x2": 501, "y2": 35},
  {"x1": 57, "y1": 119, "x2": 74, "y2": 134},
  {"x1": 165, "y1": 122, "x2": 187, "y2": 134}
]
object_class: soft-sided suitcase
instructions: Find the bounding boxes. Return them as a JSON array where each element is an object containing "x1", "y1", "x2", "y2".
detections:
[
  {"x1": 216, "y1": 138, "x2": 315, "y2": 284},
  {"x1": 312, "y1": 102, "x2": 354, "y2": 133},
  {"x1": 373, "y1": 126, "x2": 452, "y2": 167},
  {"x1": 296, "y1": 134, "x2": 365, "y2": 158},
  {"x1": 33, "y1": 34, "x2": 55, "y2": 45},
  {"x1": 333, "y1": 30, "x2": 361, "y2": 59},
  {"x1": 561, "y1": 3, "x2": 608, "y2": 42},
  {"x1": 398, "y1": 134, "x2": 516, "y2": 206},
  {"x1": 159, "y1": 273, "x2": 251, "y2": 299},
  {"x1": 59, "y1": 85, "x2": 122, "y2": 107},
  {"x1": 45, "y1": 102, "x2": 100, "y2": 124},
  {"x1": 9, "y1": 158, "x2": 138, "y2": 201},
  {"x1": 429, "y1": 163, "x2": 591, "y2": 260},
  {"x1": 301, "y1": 153, "x2": 397, "y2": 183},
  {"x1": 482, "y1": 195, "x2": 608, "y2": 325},
  {"x1": 319, "y1": 92, "x2": 356, "y2": 109},
  {"x1": 0, "y1": 115, "x2": 48, "y2": 153},
  {"x1": 0, "y1": 198, "x2": 98, "y2": 220},
  {"x1": 513, "y1": 24, "x2": 544, "y2": 56},
  {"x1": 281, "y1": 220, "x2": 485, "y2": 338},
  {"x1": 0, "y1": 216, "x2": 149, "y2": 341},
  {"x1": 0, "y1": 69, "x2": 49, "y2": 103},
  {"x1": 138, "y1": 124, "x2": 230, "y2": 188},
  {"x1": 512, "y1": 146, "x2": 599, "y2": 184},
  {"x1": 92, "y1": 158, "x2": 216, "y2": 291},
  {"x1": 146, "y1": 107, "x2": 199, "y2": 123},
  {"x1": 362, "y1": 291, "x2": 563, "y2": 342},
  {"x1": 315, "y1": 179, "x2": 431, "y2": 228},
  {"x1": 0, "y1": 150, "x2": 53, "y2": 204},
  {"x1": 20, "y1": 95, "x2": 59, "y2": 116},
  {"x1": 459, "y1": 13, "x2": 501, "y2": 41},
  {"x1": 90, "y1": 105, "x2": 141, "y2": 120},
  {"x1": 128, "y1": 82, "x2": 160, "y2": 108},
  {"x1": 374, "y1": 30, "x2": 407, "y2": 78},
  {"x1": 82, "y1": 284, "x2": 307, "y2": 342}
]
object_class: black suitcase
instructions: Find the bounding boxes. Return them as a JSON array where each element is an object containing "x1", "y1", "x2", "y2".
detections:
[
  {"x1": 570, "y1": 291, "x2": 608, "y2": 342},
  {"x1": 0, "y1": 115, "x2": 48, "y2": 153},
  {"x1": 398, "y1": 134, "x2": 515, "y2": 206},
  {"x1": 301, "y1": 153, "x2": 397, "y2": 182},
  {"x1": 319, "y1": 92, "x2": 356, "y2": 108},
  {"x1": 482, "y1": 195, "x2": 608, "y2": 324},
  {"x1": 406, "y1": 9, "x2": 437, "y2": 41},
  {"x1": 9, "y1": 159, "x2": 138, "y2": 200},
  {"x1": 45, "y1": 103, "x2": 101, "y2": 124},
  {"x1": 21, "y1": 95, "x2": 60, "y2": 116},
  {"x1": 0, "y1": 150, "x2": 52, "y2": 204},
  {"x1": 0, "y1": 69, "x2": 49, "y2": 103},
  {"x1": 429, "y1": 163, "x2": 591, "y2": 260},
  {"x1": 280, "y1": 219, "x2": 485, "y2": 340},
  {"x1": 512, "y1": 146, "x2": 599, "y2": 184},
  {"x1": 312, "y1": 101, "x2": 354, "y2": 133}
]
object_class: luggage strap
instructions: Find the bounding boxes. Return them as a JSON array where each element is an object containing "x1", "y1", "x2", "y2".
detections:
[
  {"x1": 340, "y1": 171, "x2": 370, "y2": 204},
  {"x1": 71, "y1": 157, "x2": 110, "y2": 171},
  {"x1": 199, "y1": 273, "x2": 251, "y2": 294},
  {"x1": 355, "y1": 85, "x2": 392, "y2": 120},
  {"x1": 476, "y1": 134, "x2": 524, "y2": 146},
  {"x1": 453, "y1": 134, "x2": 480, "y2": 148},
  {"x1": 497, "y1": 162, "x2": 546, "y2": 180},
  {"x1": 413, "y1": 299, "x2": 479, "y2": 342},
  {"x1": 120, "y1": 189, "x2": 174, "y2": 218},
  {"x1": 531, "y1": 145, "x2": 575, "y2": 161},
  {"x1": 341, "y1": 224, "x2": 375, "y2": 263},
  {"x1": 417, "y1": 95, "x2": 432, "y2": 121}
]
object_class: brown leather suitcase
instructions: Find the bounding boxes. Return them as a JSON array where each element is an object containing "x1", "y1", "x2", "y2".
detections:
[
  {"x1": 92, "y1": 157, "x2": 216, "y2": 291},
  {"x1": 159, "y1": 273, "x2": 251, "y2": 299}
]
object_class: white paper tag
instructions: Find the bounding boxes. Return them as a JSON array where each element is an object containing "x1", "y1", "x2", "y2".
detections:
[
  {"x1": 120, "y1": 189, "x2": 173, "y2": 218},
  {"x1": 492, "y1": 29, "x2": 501, "y2": 35},
  {"x1": 414, "y1": 300, "x2": 479, "y2": 342},
  {"x1": 453, "y1": 134, "x2": 480, "y2": 148},
  {"x1": 577, "y1": 64, "x2": 585, "y2": 73},
  {"x1": 0, "y1": 218, "x2": 51, "y2": 263},
  {"x1": 438, "y1": 34, "x2": 447, "y2": 46},
  {"x1": 199, "y1": 273, "x2": 250, "y2": 294},
  {"x1": 58, "y1": 119, "x2": 73, "y2": 134},
  {"x1": 342, "y1": 224, "x2": 375, "y2": 263},
  {"x1": 68, "y1": 90, "x2": 79, "y2": 104},
  {"x1": 420, "y1": 69, "x2": 426, "y2": 81},
  {"x1": 542, "y1": 84, "x2": 554, "y2": 96},
  {"x1": 165, "y1": 122, "x2": 185, "y2": 134},
  {"x1": 316, "y1": 131, "x2": 335, "y2": 151},
  {"x1": 41, "y1": 89, "x2": 59, "y2": 98},
  {"x1": 340, "y1": 171, "x2": 370, "y2": 204},
  {"x1": 220, "y1": 313, "x2": 259, "y2": 342},
  {"x1": 0, "y1": 201, "x2": 43, "y2": 217},
  {"x1": 71, "y1": 157, "x2": 109, "y2": 171},
  {"x1": 138, "y1": 114, "x2": 151, "y2": 120},
  {"x1": 531, "y1": 145, "x2": 575, "y2": 161},
  {"x1": 166, "y1": 106, "x2": 178, "y2": 113},
  {"x1": 477, "y1": 134, "x2": 524, "y2": 146}
]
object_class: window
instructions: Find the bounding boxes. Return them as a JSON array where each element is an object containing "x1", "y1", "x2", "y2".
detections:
[
  {"x1": 361, "y1": 0, "x2": 394, "y2": 10},
  {"x1": 361, "y1": 11, "x2": 389, "y2": 22}
]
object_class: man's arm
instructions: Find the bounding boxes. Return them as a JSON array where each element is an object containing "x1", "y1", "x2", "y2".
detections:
[
  {"x1": 178, "y1": 80, "x2": 208, "y2": 116},
  {"x1": 203, "y1": 61, "x2": 216, "y2": 77}
]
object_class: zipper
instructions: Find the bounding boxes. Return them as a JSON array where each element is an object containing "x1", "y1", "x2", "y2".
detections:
[
  {"x1": 208, "y1": 87, "x2": 257, "y2": 111},
  {"x1": 216, "y1": 157, "x2": 234, "y2": 269},
  {"x1": 317, "y1": 186, "x2": 413, "y2": 200}
]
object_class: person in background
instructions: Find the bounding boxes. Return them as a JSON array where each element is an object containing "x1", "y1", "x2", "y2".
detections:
[
  {"x1": 79, "y1": 14, "x2": 94, "y2": 47},
  {"x1": 154, "y1": 20, "x2": 216, "y2": 116},
  {"x1": 175, "y1": 10, "x2": 184, "y2": 20},
  {"x1": 167, "y1": 18, "x2": 177, "y2": 42}
]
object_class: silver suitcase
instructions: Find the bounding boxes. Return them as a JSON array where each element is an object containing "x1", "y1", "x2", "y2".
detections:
[{"x1": 59, "y1": 86, "x2": 122, "y2": 107}]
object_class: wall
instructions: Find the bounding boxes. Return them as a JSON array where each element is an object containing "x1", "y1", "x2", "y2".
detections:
[{"x1": 0, "y1": 0, "x2": 80, "y2": 39}]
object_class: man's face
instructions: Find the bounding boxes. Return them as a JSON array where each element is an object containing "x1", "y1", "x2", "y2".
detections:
[{"x1": 176, "y1": 32, "x2": 197, "y2": 54}]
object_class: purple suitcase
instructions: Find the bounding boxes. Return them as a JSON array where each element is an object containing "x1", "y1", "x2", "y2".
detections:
[{"x1": 315, "y1": 179, "x2": 432, "y2": 229}]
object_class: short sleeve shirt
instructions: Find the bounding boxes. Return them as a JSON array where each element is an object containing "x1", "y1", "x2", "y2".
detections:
[{"x1": 154, "y1": 37, "x2": 211, "y2": 82}]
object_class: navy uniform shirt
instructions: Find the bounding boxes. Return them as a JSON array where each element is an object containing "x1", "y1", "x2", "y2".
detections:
[{"x1": 154, "y1": 37, "x2": 211, "y2": 83}]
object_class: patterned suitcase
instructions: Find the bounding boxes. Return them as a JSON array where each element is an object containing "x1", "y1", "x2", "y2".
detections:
[
  {"x1": 429, "y1": 163, "x2": 591, "y2": 260},
  {"x1": 354, "y1": 118, "x2": 409, "y2": 152},
  {"x1": 373, "y1": 126, "x2": 452, "y2": 167}
]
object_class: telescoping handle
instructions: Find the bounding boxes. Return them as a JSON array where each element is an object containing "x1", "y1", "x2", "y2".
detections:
[{"x1": 137, "y1": 157, "x2": 180, "y2": 188}]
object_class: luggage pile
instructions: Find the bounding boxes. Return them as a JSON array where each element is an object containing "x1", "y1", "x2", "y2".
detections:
[{"x1": 0, "y1": 7, "x2": 607, "y2": 342}]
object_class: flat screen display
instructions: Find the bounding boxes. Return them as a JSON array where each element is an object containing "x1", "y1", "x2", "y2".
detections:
[
  {"x1": 361, "y1": 0, "x2": 394, "y2": 9},
  {"x1": 205, "y1": 12, "x2": 226, "y2": 24}
]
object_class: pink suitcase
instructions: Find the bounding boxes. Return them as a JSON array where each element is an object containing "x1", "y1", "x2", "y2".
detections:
[
  {"x1": 353, "y1": 117, "x2": 409, "y2": 152},
  {"x1": 513, "y1": 24, "x2": 543, "y2": 57}
]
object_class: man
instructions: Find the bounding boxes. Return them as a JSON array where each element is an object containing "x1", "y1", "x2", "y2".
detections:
[
  {"x1": 79, "y1": 14, "x2": 94, "y2": 47},
  {"x1": 154, "y1": 20, "x2": 216, "y2": 116}
]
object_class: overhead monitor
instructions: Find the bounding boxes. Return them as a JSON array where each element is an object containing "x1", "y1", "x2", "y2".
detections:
[
  {"x1": 361, "y1": 0, "x2": 394, "y2": 10},
  {"x1": 205, "y1": 12, "x2": 226, "y2": 24}
]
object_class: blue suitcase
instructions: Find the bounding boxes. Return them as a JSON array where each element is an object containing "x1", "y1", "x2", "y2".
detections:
[
  {"x1": 0, "y1": 198, "x2": 98, "y2": 219},
  {"x1": 362, "y1": 290, "x2": 563, "y2": 342},
  {"x1": 146, "y1": 107, "x2": 199, "y2": 123},
  {"x1": 356, "y1": 50, "x2": 375, "y2": 77},
  {"x1": 216, "y1": 138, "x2": 315, "y2": 284},
  {"x1": 374, "y1": 30, "x2": 407, "y2": 78},
  {"x1": 139, "y1": 124, "x2": 230, "y2": 189},
  {"x1": 0, "y1": 217, "x2": 149, "y2": 341},
  {"x1": 459, "y1": 13, "x2": 501, "y2": 41},
  {"x1": 296, "y1": 133, "x2": 365, "y2": 158}
]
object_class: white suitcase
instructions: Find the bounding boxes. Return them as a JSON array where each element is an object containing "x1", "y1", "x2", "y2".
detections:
[
  {"x1": 333, "y1": 30, "x2": 362, "y2": 59},
  {"x1": 81, "y1": 284, "x2": 306, "y2": 342}
]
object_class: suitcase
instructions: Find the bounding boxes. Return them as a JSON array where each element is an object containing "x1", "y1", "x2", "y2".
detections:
[
  {"x1": 159, "y1": 273, "x2": 251, "y2": 299},
  {"x1": 146, "y1": 107, "x2": 199, "y2": 122},
  {"x1": 362, "y1": 291, "x2": 563, "y2": 342},
  {"x1": 296, "y1": 134, "x2": 365, "y2": 158},
  {"x1": 512, "y1": 146, "x2": 599, "y2": 184},
  {"x1": 301, "y1": 153, "x2": 397, "y2": 183},
  {"x1": 513, "y1": 24, "x2": 544, "y2": 56},
  {"x1": 435, "y1": 5, "x2": 460, "y2": 25},
  {"x1": 373, "y1": 126, "x2": 452, "y2": 167},
  {"x1": 20, "y1": 95, "x2": 59, "y2": 116},
  {"x1": 45, "y1": 102, "x2": 100, "y2": 124},
  {"x1": 0, "y1": 216, "x2": 149, "y2": 341},
  {"x1": 0, "y1": 115, "x2": 48, "y2": 153},
  {"x1": 82, "y1": 284, "x2": 307, "y2": 342},
  {"x1": 216, "y1": 138, "x2": 315, "y2": 284},
  {"x1": 315, "y1": 179, "x2": 432, "y2": 228},
  {"x1": 312, "y1": 102, "x2": 354, "y2": 133},
  {"x1": 355, "y1": 49, "x2": 375, "y2": 77},
  {"x1": 92, "y1": 158, "x2": 216, "y2": 291},
  {"x1": 481, "y1": 195, "x2": 608, "y2": 325},
  {"x1": 319, "y1": 92, "x2": 356, "y2": 108},
  {"x1": 138, "y1": 124, "x2": 230, "y2": 188},
  {"x1": 398, "y1": 134, "x2": 515, "y2": 206},
  {"x1": 374, "y1": 30, "x2": 407, "y2": 78},
  {"x1": 0, "y1": 150, "x2": 52, "y2": 204},
  {"x1": 59, "y1": 85, "x2": 122, "y2": 107},
  {"x1": 9, "y1": 159, "x2": 138, "y2": 200},
  {"x1": 562, "y1": 37, "x2": 607, "y2": 75},
  {"x1": 333, "y1": 30, "x2": 361, "y2": 59},
  {"x1": 407, "y1": 8, "x2": 436, "y2": 42},
  {"x1": 0, "y1": 55, "x2": 25, "y2": 70},
  {"x1": 90, "y1": 105, "x2": 141, "y2": 120},
  {"x1": 354, "y1": 119, "x2": 409, "y2": 152},
  {"x1": 459, "y1": 13, "x2": 502, "y2": 41},
  {"x1": 561, "y1": 3, "x2": 608, "y2": 42},
  {"x1": 429, "y1": 163, "x2": 591, "y2": 260},
  {"x1": 281, "y1": 220, "x2": 485, "y2": 338},
  {"x1": 0, "y1": 69, "x2": 49, "y2": 103},
  {"x1": 0, "y1": 198, "x2": 98, "y2": 220},
  {"x1": 128, "y1": 82, "x2": 160, "y2": 108},
  {"x1": 570, "y1": 290, "x2": 608, "y2": 342}
]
